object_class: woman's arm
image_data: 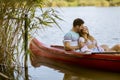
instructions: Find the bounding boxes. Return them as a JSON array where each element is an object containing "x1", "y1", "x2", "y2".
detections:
[{"x1": 78, "y1": 37, "x2": 85, "y2": 48}]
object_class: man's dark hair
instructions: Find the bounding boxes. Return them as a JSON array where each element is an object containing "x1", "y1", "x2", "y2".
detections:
[{"x1": 73, "y1": 18, "x2": 84, "y2": 27}]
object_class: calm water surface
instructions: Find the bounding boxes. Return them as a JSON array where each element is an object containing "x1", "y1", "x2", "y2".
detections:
[{"x1": 29, "y1": 7, "x2": 120, "y2": 80}]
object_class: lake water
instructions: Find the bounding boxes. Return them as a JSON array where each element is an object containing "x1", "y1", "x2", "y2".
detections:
[{"x1": 29, "y1": 7, "x2": 120, "y2": 80}]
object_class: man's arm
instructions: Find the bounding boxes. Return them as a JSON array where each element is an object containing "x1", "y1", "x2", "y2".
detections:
[{"x1": 64, "y1": 41, "x2": 79, "y2": 51}]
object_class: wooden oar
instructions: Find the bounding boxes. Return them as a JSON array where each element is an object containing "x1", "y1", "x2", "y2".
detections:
[
  {"x1": 92, "y1": 52, "x2": 120, "y2": 54},
  {"x1": 51, "y1": 45, "x2": 120, "y2": 54}
]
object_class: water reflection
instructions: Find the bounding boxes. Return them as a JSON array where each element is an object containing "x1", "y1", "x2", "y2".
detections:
[{"x1": 31, "y1": 56, "x2": 120, "y2": 80}]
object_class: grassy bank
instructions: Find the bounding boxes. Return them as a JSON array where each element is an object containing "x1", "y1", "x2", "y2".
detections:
[{"x1": 47, "y1": 0, "x2": 120, "y2": 7}]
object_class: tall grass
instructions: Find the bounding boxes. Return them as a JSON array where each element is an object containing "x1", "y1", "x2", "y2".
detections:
[{"x1": 0, "y1": 0, "x2": 62, "y2": 79}]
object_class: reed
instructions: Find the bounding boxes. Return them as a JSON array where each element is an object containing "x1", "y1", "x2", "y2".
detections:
[{"x1": 0, "y1": 0, "x2": 62, "y2": 79}]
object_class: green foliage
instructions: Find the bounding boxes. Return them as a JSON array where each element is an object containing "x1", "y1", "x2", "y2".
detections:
[
  {"x1": 47, "y1": 0, "x2": 120, "y2": 7},
  {"x1": 65, "y1": 0, "x2": 75, "y2": 2},
  {"x1": 47, "y1": 0, "x2": 68, "y2": 7}
]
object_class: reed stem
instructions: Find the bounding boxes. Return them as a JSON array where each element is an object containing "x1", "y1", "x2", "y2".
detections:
[{"x1": 24, "y1": 14, "x2": 28, "y2": 80}]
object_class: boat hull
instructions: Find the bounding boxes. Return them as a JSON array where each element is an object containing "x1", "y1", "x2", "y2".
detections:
[{"x1": 30, "y1": 38, "x2": 120, "y2": 72}]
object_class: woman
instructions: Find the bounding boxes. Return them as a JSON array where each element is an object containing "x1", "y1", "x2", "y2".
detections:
[{"x1": 79, "y1": 26, "x2": 120, "y2": 53}]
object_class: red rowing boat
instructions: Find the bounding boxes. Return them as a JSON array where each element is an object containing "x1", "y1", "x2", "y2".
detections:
[{"x1": 30, "y1": 38, "x2": 120, "y2": 72}]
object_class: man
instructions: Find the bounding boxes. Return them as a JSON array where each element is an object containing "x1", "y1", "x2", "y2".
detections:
[{"x1": 63, "y1": 18, "x2": 84, "y2": 51}]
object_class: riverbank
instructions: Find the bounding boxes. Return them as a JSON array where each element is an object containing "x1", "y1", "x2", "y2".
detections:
[{"x1": 46, "y1": 0, "x2": 120, "y2": 7}]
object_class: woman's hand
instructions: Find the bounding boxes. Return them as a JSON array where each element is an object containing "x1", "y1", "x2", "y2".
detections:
[{"x1": 87, "y1": 44, "x2": 96, "y2": 49}]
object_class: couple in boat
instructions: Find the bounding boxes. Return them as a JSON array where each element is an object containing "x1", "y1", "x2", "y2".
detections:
[{"x1": 63, "y1": 18, "x2": 120, "y2": 53}]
